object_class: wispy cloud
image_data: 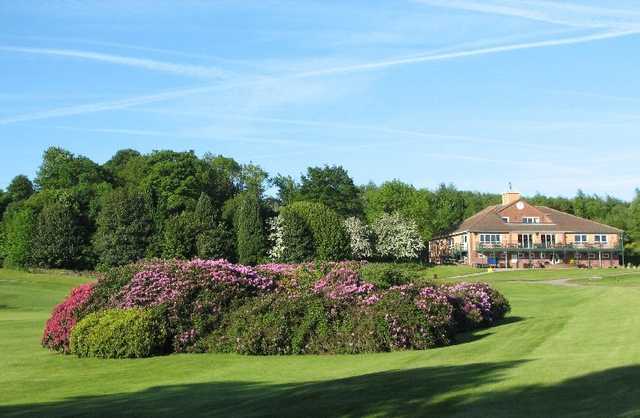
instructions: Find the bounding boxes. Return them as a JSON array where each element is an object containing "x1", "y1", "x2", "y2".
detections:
[
  {"x1": 2, "y1": 27, "x2": 638, "y2": 126},
  {"x1": 0, "y1": 46, "x2": 228, "y2": 79},
  {"x1": 416, "y1": 0, "x2": 640, "y2": 29},
  {"x1": 292, "y1": 29, "x2": 639, "y2": 77}
]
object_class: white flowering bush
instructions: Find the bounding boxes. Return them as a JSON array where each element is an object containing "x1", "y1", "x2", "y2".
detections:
[
  {"x1": 344, "y1": 217, "x2": 374, "y2": 260},
  {"x1": 267, "y1": 216, "x2": 286, "y2": 261},
  {"x1": 372, "y1": 212, "x2": 425, "y2": 261}
]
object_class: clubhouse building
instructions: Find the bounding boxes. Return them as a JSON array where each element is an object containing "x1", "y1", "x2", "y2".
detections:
[{"x1": 429, "y1": 192, "x2": 624, "y2": 268}]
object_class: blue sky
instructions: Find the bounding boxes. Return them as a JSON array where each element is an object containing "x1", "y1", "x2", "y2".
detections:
[{"x1": 1, "y1": 1, "x2": 639, "y2": 200}]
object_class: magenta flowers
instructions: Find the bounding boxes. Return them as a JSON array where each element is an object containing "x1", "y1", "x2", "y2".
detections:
[{"x1": 42, "y1": 283, "x2": 94, "y2": 353}]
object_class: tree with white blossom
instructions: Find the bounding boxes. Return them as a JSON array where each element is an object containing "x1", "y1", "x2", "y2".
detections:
[
  {"x1": 344, "y1": 217, "x2": 374, "y2": 260},
  {"x1": 372, "y1": 212, "x2": 425, "y2": 261}
]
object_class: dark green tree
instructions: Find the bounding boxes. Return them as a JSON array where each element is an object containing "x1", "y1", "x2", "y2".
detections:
[
  {"x1": 7, "y1": 175, "x2": 34, "y2": 202},
  {"x1": 1, "y1": 206, "x2": 35, "y2": 268},
  {"x1": 93, "y1": 188, "x2": 154, "y2": 268},
  {"x1": 162, "y1": 212, "x2": 199, "y2": 259},
  {"x1": 283, "y1": 201, "x2": 350, "y2": 261},
  {"x1": 280, "y1": 210, "x2": 314, "y2": 263},
  {"x1": 427, "y1": 184, "x2": 467, "y2": 238},
  {"x1": 299, "y1": 165, "x2": 363, "y2": 217},
  {"x1": 31, "y1": 198, "x2": 92, "y2": 269},
  {"x1": 36, "y1": 147, "x2": 106, "y2": 190},
  {"x1": 196, "y1": 222, "x2": 236, "y2": 260},
  {"x1": 236, "y1": 191, "x2": 266, "y2": 265}
]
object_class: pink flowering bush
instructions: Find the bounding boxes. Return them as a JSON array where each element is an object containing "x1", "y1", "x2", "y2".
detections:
[
  {"x1": 313, "y1": 267, "x2": 375, "y2": 303},
  {"x1": 442, "y1": 282, "x2": 511, "y2": 330},
  {"x1": 42, "y1": 283, "x2": 94, "y2": 353},
  {"x1": 43, "y1": 259, "x2": 510, "y2": 358}
]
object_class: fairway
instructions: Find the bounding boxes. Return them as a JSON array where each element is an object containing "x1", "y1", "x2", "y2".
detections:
[{"x1": 1, "y1": 267, "x2": 640, "y2": 417}]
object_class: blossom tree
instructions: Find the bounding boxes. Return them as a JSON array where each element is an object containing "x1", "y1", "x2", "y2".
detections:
[
  {"x1": 344, "y1": 217, "x2": 373, "y2": 260},
  {"x1": 372, "y1": 212, "x2": 425, "y2": 261}
]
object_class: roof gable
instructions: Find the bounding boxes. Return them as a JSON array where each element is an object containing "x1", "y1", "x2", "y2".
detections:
[
  {"x1": 497, "y1": 199, "x2": 551, "y2": 223},
  {"x1": 447, "y1": 199, "x2": 623, "y2": 235}
]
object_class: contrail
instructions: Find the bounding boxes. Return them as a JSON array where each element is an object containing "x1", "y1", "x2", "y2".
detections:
[
  {"x1": 1, "y1": 29, "x2": 638, "y2": 125},
  {"x1": 415, "y1": 0, "x2": 640, "y2": 29},
  {"x1": 291, "y1": 29, "x2": 640, "y2": 77},
  {"x1": 0, "y1": 46, "x2": 228, "y2": 79}
]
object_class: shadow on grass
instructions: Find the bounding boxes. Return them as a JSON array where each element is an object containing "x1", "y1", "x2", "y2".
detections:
[
  {"x1": 4, "y1": 360, "x2": 640, "y2": 418},
  {"x1": 454, "y1": 316, "x2": 526, "y2": 344}
]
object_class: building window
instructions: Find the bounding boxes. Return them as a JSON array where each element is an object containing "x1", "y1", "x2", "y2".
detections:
[
  {"x1": 479, "y1": 234, "x2": 501, "y2": 244},
  {"x1": 575, "y1": 234, "x2": 588, "y2": 244},
  {"x1": 603, "y1": 253, "x2": 611, "y2": 259},
  {"x1": 594, "y1": 234, "x2": 607, "y2": 244},
  {"x1": 588, "y1": 253, "x2": 596, "y2": 260},
  {"x1": 502, "y1": 217, "x2": 509, "y2": 223},
  {"x1": 522, "y1": 217, "x2": 540, "y2": 224}
]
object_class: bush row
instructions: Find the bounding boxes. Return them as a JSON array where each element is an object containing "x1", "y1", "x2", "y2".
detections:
[{"x1": 43, "y1": 260, "x2": 510, "y2": 358}]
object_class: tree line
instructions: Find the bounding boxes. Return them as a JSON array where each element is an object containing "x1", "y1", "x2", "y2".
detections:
[{"x1": 0, "y1": 147, "x2": 637, "y2": 270}]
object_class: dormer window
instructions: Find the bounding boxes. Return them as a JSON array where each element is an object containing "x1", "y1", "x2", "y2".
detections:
[
  {"x1": 502, "y1": 217, "x2": 509, "y2": 223},
  {"x1": 522, "y1": 217, "x2": 540, "y2": 224}
]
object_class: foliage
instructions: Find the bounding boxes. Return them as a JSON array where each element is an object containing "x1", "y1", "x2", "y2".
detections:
[
  {"x1": 196, "y1": 222, "x2": 236, "y2": 260},
  {"x1": 279, "y1": 210, "x2": 315, "y2": 263},
  {"x1": 344, "y1": 217, "x2": 374, "y2": 259},
  {"x1": 193, "y1": 193, "x2": 236, "y2": 261},
  {"x1": 1, "y1": 205, "x2": 35, "y2": 268},
  {"x1": 93, "y1": 188, "x2": 154, "y2": 268},
  {"x1": 267, "y1": 216, "x2": 286, "y2": 261},
  {"x1": 442, "y1": 282, "x2": 511, "y2": 331},
  {"x1": 282, "y1": 201, "x2": 351, "y2": 261},
  {"x1": 236, "y1": 191, "x2": 266, "y2": 265},
  {"x1": 7, "y1": 175, "x2": 34, "y2": 202},
  {"x1": 31, "y1": 198, "x2": 93, "y2": 269},
  {"x1": 42, "y1": 283, "x2": 94, "y2": 353},
  {"x1": 36, "y1": 147, "x2": 107, "y2": 190},
  {"x1": 162, "y1": 211, "x2": 199, "y2": 259},
  {"x1": 360, "y1": 263, "x2": 414, "y2": 288},
  {"x1": 372, "y1": 212, "x2": 425, "y2": 261},
  {"x1": 298, "y1": 165, "x2": 363, "y2": 217},
  {"x1": 70, "y1": 307, "x2": 168, "y2": 358}
]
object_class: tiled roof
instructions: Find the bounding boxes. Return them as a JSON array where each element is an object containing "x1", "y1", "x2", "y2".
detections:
[{"x1": 448, "y1": 202, "x2": 623, "y2": 235}]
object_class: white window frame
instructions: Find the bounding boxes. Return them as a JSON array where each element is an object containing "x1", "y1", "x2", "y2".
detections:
[
  {"x1": 574, "y1": 234, "x2": 588, "y2": 244},
  {"x1": 522, "y1": 217, "x2": 540, "y2": 224},
  {"x1": 602, "y1": 253, "x2": 611, "y2": 259},
  {"x1": 588, "y1": 253, "x2": 596, "y2": 260},
  {"x1": 479, "y1": 234, "x2": 501, "y2": 245},
  {"x1": 502, "y1": 217, "x2": 510, "y2": 223},
  {"x1": 594, "y1": 234, "x2": 607, "y2": 244}
]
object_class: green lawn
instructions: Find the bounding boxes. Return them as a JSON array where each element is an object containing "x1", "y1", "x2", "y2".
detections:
[{"x1": 1, "y1": 267, "x2": 640, "y2": 417}]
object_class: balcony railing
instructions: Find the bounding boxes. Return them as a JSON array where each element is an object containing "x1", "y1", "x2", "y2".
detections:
[{"x1": 476, "y1": 242, "x2": 622, "y2": 252}]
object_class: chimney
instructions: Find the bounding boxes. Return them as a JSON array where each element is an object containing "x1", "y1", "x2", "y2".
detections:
[{"x1": 502, "y1": 192, "x2": 521, "y2": 206}]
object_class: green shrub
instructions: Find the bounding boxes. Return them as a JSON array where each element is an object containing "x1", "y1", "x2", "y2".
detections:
[
  {"x1": 70, "y1": 307, "x2": 168, "y2": 358},
  {"x1": 82, "y1": 263, "x2": 148, "y2": 315},
  {"x1": 360, "y1": 264, "x2": 412, "y2": 288},
  {"x1": 207, "y1": 293, "x2": 331, "y2": 355}
]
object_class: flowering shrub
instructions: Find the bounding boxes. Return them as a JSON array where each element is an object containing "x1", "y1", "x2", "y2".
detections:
[
  {"x1": 313, "y1": 268, "x2": 375, "y2": 303},
  {"x1": 44, "y1": 259, "x2": 510, "y2": 358},
  {"x1": 443, "y1": 282, "x2": 510, "y2": 330},
  {"x1": 42, "y1": 283, "x2": 94, "y2": 353}
]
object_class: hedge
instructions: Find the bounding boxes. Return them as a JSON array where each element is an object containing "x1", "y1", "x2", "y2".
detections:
[{"x1": 70, "y1": 307, "x2": 168, "y2": 358}]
